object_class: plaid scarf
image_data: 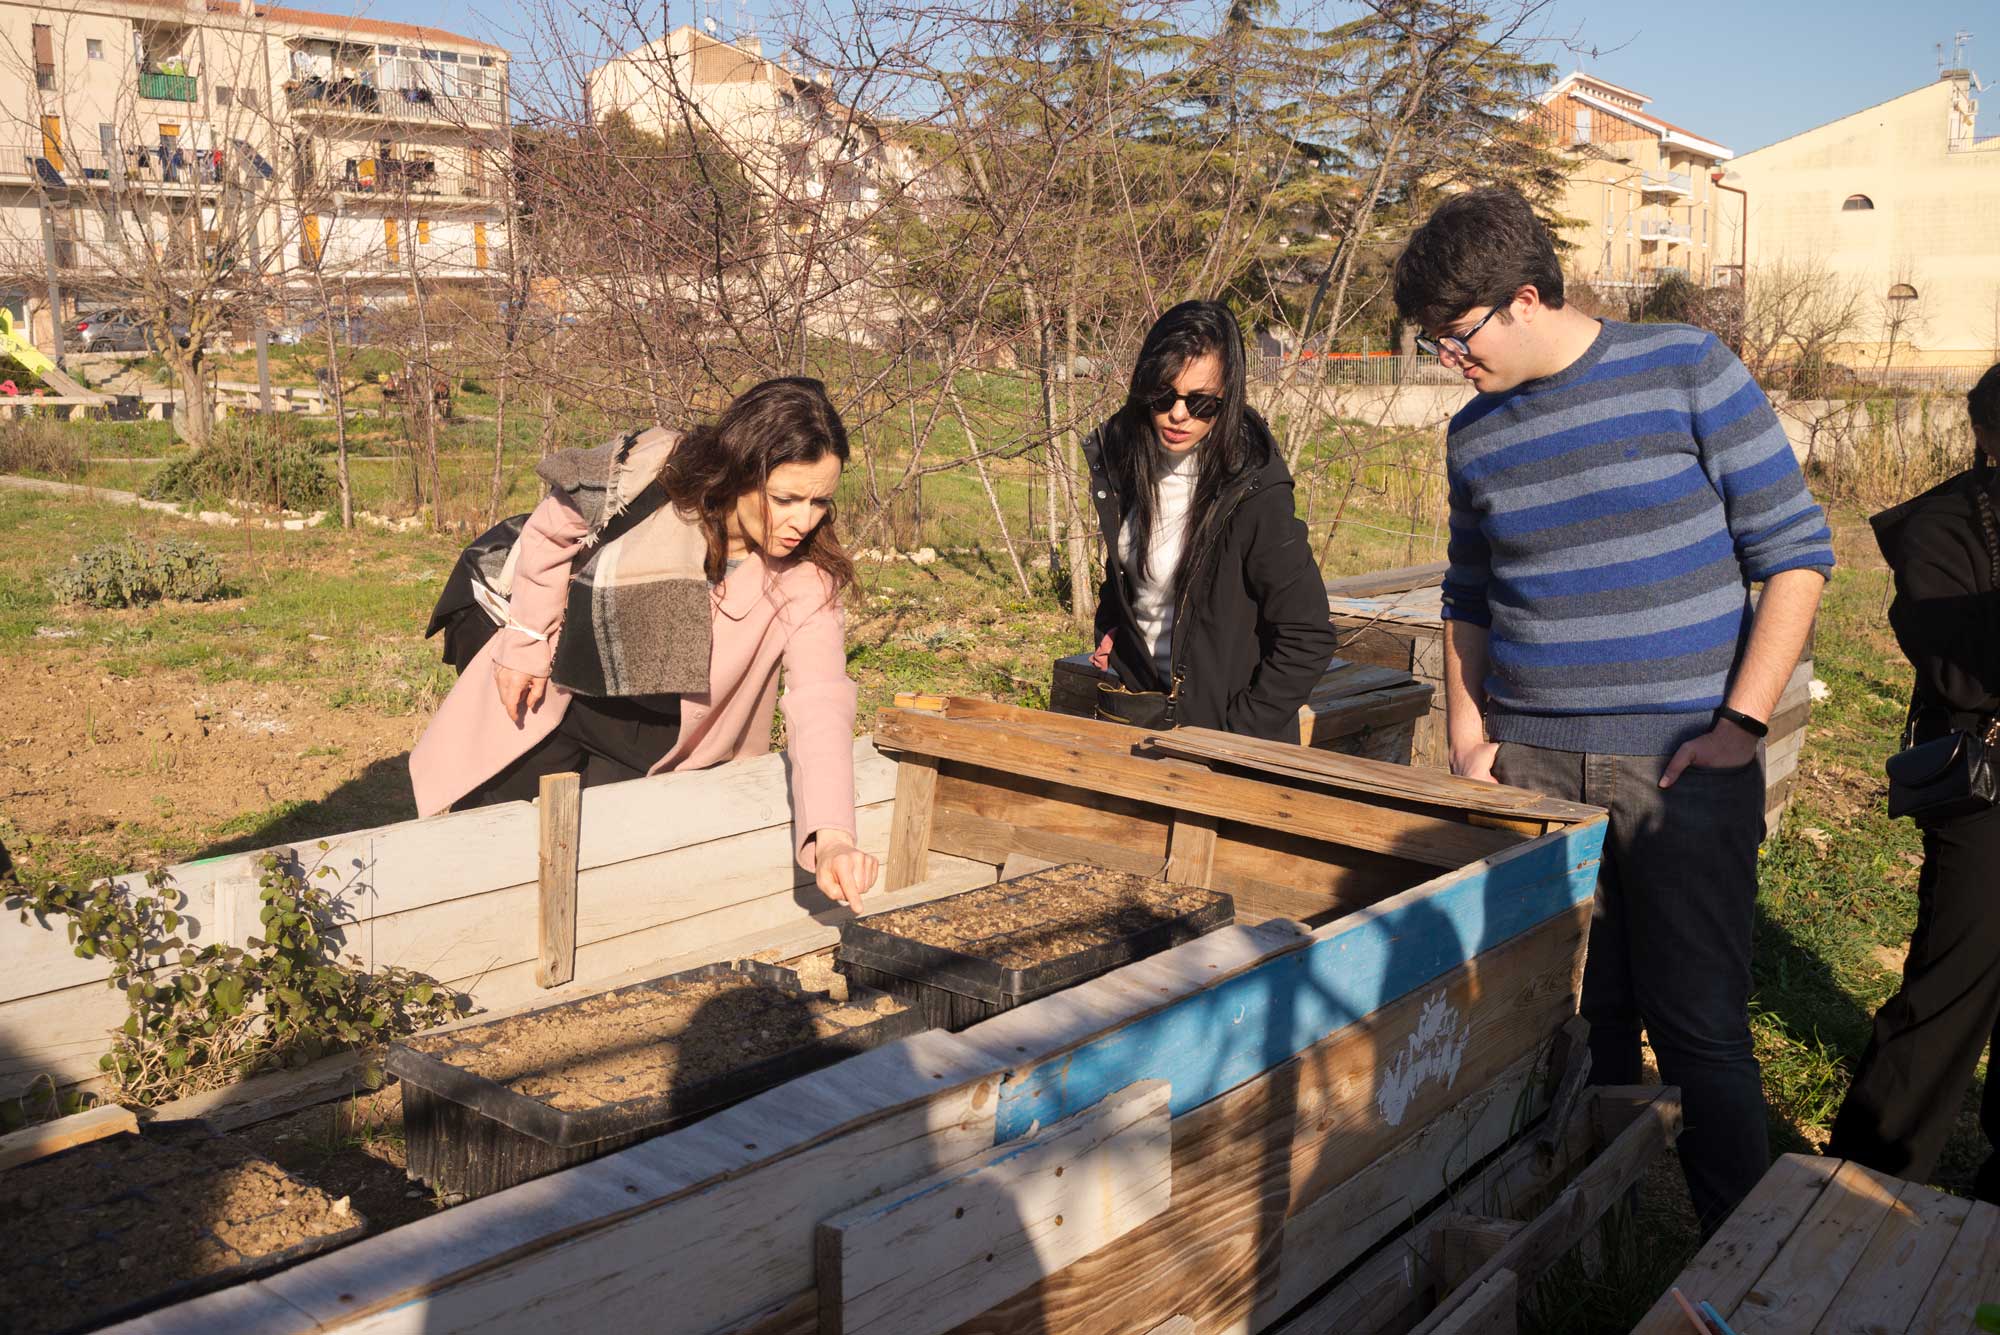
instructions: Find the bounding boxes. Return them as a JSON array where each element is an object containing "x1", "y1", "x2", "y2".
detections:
[{"x1": 534, "y1": 427, "x2": 711, "y2": 698}]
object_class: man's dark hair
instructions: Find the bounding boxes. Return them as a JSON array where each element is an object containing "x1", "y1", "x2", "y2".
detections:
[
  {"x1": 1969, "y1": 362, "x2": 2000, "y2": 433},
  {"x1": 1392, "y1": 186, "x2": 1565, "y2": 333}
]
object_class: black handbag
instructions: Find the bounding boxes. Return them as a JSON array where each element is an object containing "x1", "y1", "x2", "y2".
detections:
[{"x1": 1886, "y1": 709, "x2": 2000, "y2": 824}]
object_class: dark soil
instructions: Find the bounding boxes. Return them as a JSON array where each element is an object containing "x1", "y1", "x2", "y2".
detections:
[
  {"x1": 231, "y1": 1085, "x2": 440, "y2": 1233},
  {"x1": 0, "y1": 1131, "x2": 360, "y2": 1335},
  {"x1": 403, "y1": 975, "x2": 905, "y2": 1113},
  {"x1": 855, "y1": 863, "x2": 1222, "y2": 969}
]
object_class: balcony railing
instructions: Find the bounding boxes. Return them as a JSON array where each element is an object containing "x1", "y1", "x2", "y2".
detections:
[
  {"x1": 1640, "y1": 171, "x2": 1692, "y2": 197},
  {"x1": 325, "y1": 159, "x2": 500, "y2": 202},
  {"x1": 139, "y1": 70, "x2": 199, "y2": 102},
  {"x1": 1639, "y1": 220, "x2": 1693, "y2": 242},
  {"x1": 2, "y1": 137, "x2": 274, "y2": 191},
  {"x1": 285, "y1": 77, "x2": 505, "y2": 127}
]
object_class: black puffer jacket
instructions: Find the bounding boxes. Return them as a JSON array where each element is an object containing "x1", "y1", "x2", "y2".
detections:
[
  {"x1": 1085, "y1": 414, "x2": 1339, "y2": 741},
  {"x1": 1871, "y1": 461, "x2": 2000, "y2": 740}
]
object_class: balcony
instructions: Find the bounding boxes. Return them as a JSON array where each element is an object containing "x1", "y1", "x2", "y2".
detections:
[
  {"x1": 2, "y1": 136, "x2": 272, "y2": 193},
  {"x1": 326, "y1": 158, "x2": 501, "y2": 205},
  {"x1": 1639, "y1": 219, "x2": 1692, "y2": 244},
  {"x1": 286, "y1": 77, "x2": 505, "y2": 128},
  {"x1": 1640, "y1": 170, "x2": 1692, "y2": 199},
  {"x1": 139, "y1": 70, "x2": 199, "y2": 102}
]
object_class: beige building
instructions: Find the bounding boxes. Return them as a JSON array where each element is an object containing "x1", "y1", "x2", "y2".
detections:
[
  {"x1": 1531, "y1": 72, "x2": 1735, "y2": 296},
  {"x1": 1725, "y1": 72, "x2": 2000, "y2": 370},
  {"x1": 0, "y1": 0, "x2": 510, "y2": 351}
]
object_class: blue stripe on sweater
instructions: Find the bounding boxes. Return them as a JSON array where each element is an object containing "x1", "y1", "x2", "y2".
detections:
[
  {"x1": 1457, "y1": 409, "x2": 1694, "y2": 484},
  {"x1": 1484, "y1": 462, "x2": 1710, "y2": 540},
  {"x1": 1489, "y1": 606, "x2": 1744, "y2": 670},
  {"x1": 1495, "y1": 528, "x2": 1740, "y2": 600}
]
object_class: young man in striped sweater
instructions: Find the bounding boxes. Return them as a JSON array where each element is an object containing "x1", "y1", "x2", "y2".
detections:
[{"x1": 1394, "y1": 187, "x2": 1833, "y2": 1233}]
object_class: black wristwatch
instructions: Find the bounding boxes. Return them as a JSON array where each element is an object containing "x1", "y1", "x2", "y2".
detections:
[{"x1": 1714, "y1": 705, "x2": 1769, "y2": 738}]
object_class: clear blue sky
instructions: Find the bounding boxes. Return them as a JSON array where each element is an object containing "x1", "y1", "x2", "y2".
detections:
[{"x1": 357, "y1": 0, "x2": 1990, "y2": 155}]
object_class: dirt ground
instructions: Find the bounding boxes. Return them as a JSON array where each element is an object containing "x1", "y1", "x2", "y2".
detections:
[{"x1": 2, "y1": 655, "x2": 423, "y2": 872}]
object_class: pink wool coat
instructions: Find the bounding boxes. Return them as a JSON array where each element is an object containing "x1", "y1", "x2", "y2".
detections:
[{"x1": 408, "y1": 491, "x2": 860, "y2": 871}]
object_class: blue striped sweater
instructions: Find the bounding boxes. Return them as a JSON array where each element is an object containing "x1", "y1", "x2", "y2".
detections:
[{"x1": 1441, "y1": 319, "x2": 1835, "y2": 755}]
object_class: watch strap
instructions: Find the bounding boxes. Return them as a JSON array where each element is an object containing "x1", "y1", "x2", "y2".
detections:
[{"x1": 1715, "y1": 704, "x2": 1769, "y2": 738}]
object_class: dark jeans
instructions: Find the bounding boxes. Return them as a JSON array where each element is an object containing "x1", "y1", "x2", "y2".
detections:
[
  {"x1": 456, "y1": 693, "x2": 681, "y2": 809},
  {"x1": 1828, "y1": 802, "x2": 2000, "y2": 1200},
  {"x1": 1493, "y1": 742, "x2": 1770, "y2": 1235}
]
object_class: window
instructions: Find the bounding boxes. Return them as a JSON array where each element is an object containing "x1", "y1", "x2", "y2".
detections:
[
  {"x1": 33, "y1": 23, "x2": 55, "y2": 89},
  {"x1": 1574, "y1": 105, "x2": 1592, "y2": 144},
  {"x1": 1887, "y1": 283, "x2": 1919, "y2": 303},
  {"x1": 1842, "y1": 194, "x2": 1875, "y2": 211},
  {"x1": 86, "y1": 38, "x2": 104, "y2": 60},
  {"x1": 216, "y1": 86, "x2": 233, "y2": 106}
]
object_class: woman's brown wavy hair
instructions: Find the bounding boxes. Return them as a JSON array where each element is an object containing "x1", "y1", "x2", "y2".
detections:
[{"x1": 659, "y1": 376, "x2": 855, "y2": 592}]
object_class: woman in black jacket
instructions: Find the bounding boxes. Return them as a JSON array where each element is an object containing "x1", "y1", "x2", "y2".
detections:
[
  {"x1": 1828, "y1": 361, "x2": 2000, "y2": 1200},
  {"x1": 1083, "y1": 300, "x2": 1338, "y2": 740}
]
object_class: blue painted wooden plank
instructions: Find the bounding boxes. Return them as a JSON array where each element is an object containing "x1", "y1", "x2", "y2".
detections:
[{"x1": 991, "y1": 820, "x2": 1606, "y2": 1142}]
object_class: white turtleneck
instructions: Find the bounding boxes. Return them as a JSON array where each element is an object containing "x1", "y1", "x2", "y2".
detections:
[{"x1": 1119, "y1": 448, "x2": 1201, "y2": 678}]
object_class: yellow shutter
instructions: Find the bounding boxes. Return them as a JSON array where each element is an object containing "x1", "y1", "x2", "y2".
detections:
[
  {"x1": 473, "y1": 221, "x2": 489, "y2": 269},
  {"x1": 40, "y1": 116, "x2": 63, "y2": 172},
  {"x1": 302, "y1": 213, "x2": 322, "y2": 263},
  {"x1": 416, "y1": 218, "x2": 431, "y2": 246},
  {"x1": 384, "y1": 217, "x2": 399, "y2": 264}
]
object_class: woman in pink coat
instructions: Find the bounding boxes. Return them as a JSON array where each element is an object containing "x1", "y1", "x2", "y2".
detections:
[{"x1": 409, "y1": 378, "x2": 879, "y2": 907}]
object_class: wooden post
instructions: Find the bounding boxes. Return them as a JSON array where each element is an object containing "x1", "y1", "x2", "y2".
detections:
[
  {"x1": 1164, "y1": 811, "x2": 1218, "y2": 888},
  {"x1": 883, "y1": 756, "x2": 940, "y2": 893},
  {"x1": 536, "y1": 771, "x2": 580, "y2": 988}
]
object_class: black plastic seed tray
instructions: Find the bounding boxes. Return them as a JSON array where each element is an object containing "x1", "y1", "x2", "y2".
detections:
[
  {"x1": 388, "y1": 959, "x2": 927, "y2": 1198},
  {"x1": 834, "y1": 863, "x2": 1234, "y2": 1030},
  {"x1": 0, "y1": 1128, "x2": 367, "y2": 1335}
]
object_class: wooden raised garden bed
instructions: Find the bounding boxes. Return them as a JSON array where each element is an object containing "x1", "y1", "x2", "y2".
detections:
[
  {"x1": 389, "y1": 961, "x2": 924, "y2": 1198},
  {"x1": 0, "y1": 1130, "x2": 364, "y2": 1334},
  {"x1": 836, "y1": 864, "x2": 1232, "y2": 1029},
  {"x1": 26, "y1": 702, "x2": 1620, "y2": 1335}
]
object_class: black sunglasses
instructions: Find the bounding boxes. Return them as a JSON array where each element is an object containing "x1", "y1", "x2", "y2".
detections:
[{"x1": 1144, "y1": 386, "x2": 1225, "y2": 421}]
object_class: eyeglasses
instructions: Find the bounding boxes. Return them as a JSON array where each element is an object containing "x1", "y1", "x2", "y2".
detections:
[
  {"x1": 1415, "y1": 306, "x2": 1500, "y2": 361},
  {"x1": 1144, "y1": 386, "x2": 1225, "y2": 421}
]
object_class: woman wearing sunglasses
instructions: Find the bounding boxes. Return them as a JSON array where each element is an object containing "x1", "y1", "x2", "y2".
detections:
[{"x1": 1082, "y1": 299, "x2": 1339, "y2": 739}]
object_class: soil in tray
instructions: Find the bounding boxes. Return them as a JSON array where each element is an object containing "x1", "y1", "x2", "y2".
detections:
[
  {"x1": 855, "y1": 864, "x2": 1221, "y2": 969},
  {"x1": 0, "y1": 1130, "x2": 361, "y2": 1335},
  {"x1": 401, "y1": 974, "x2": 905, "y2": 1114}
]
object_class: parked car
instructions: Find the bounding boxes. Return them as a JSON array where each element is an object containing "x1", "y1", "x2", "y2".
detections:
[{"x1": 72, "y1": 311, "x2": 193, "y2": 353}]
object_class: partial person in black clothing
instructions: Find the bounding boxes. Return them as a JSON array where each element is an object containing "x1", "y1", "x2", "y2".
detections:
[
  {"x1": 1829, "y1": 361, "x2": 2000, "y2": 1200},
  {"x1": 1082, "y1": 300, "x2": 1338, "y2": 739}
]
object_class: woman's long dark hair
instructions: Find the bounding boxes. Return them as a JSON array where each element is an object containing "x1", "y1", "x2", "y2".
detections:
[
  {"x1": 660, "y1": 376, "x2": 855, "y2": 591},
  {"x1": 1102, "y1": 300, "x2": 1265, "y2": 592}
]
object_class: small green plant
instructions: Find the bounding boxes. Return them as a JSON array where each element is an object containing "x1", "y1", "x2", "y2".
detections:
[
  {"x1": 5, "y1": 846, "x2": 463, "y2": 1106},
  {"x1": 145, "y1": 420, "x2": 337, "y2": 511},
  {"x1": 48, "y1": 536, "x2": 226, "y2": 608}
]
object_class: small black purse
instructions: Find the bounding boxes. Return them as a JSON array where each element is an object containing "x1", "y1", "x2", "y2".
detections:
[{"x1": 1885, "y1": 713, "x2": 1999, "y2": 823}]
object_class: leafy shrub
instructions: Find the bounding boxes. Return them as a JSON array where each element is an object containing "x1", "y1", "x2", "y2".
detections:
[
  {"x1": 6, "y1": 849, "x2": 464, "y2": 1105},
  {"x1": 0, "y1": 417, "x2": 86, "y2": 480},
  {"x1": 145, "y1": 421, "x2": 336, "y2": 511},
  {"x1": 49, "y1": 536, "x2": 225, "y2": 608}
]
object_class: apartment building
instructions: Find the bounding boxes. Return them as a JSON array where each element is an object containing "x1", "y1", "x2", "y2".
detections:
[
  {"x1": 1530, "y1": 72, "x2": 1735, "y2": 295},
  {"x1": 1726, "y1": 72, "x2": 2000, "y2": 369},
  {"x1": 0, "y1": 0, "x2": 510, "y2": 351}
]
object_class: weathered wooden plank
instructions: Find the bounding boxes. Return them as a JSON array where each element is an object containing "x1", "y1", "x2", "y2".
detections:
[
  {"x1": 1323, "y1": 562, "x2": 1448, "y2": 599},
  {"x1": 817, "y1": 1081, "x2": 1172, "y2": 1335},
  {"x1": 1288, "y1": 900, "x2": 1590, "y2": 1213},
  {"x1": 875, "y1": 709, "x2": 1524, "y2": 868},
  {"x1": 1908, "y1": 1199, "x2": 2000, "y2": 1335},
  {"x1": 884, "y1": 755, "x2": 942, "y2": 892},
  {"x1": 1406, "y1": 1089, "x2": 1681, "y2": 1335},
  {"x1": 4, "y1": 740, "x2": 898, "y2": 1008},
  {"x1": 537, "y1": 771, "x2": 581, "y2": 988},
  {"x1": 1261, "y1": 1049, "x2": 1553, "y2": 1326},
  {"x1": 1813, "y1": 1173, "x2": 1971, "y2": 1335},
  {"x1": 1723, "y1": 1160, "x2": 1904, "y2": 1334},
  {"x1": 992, "y1": 820, "x2": 1606, "y2": 1138},
  {"x1": 1431, "y1": 1216, "x2": 1528, "y2": 1291},
  {"x1": 1431, "y1": 1270, "x2": 1517, "y2": 1335},
  {"x1": 0, "y1": 1102, "x2": 137, "y2": 1169},
  {"x1": 146, "y1": 1047, "x2": 381, "y2": 1134},
  {"x1": 1165, "y1": 812, "x2": 1219, "y2": 887}
]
